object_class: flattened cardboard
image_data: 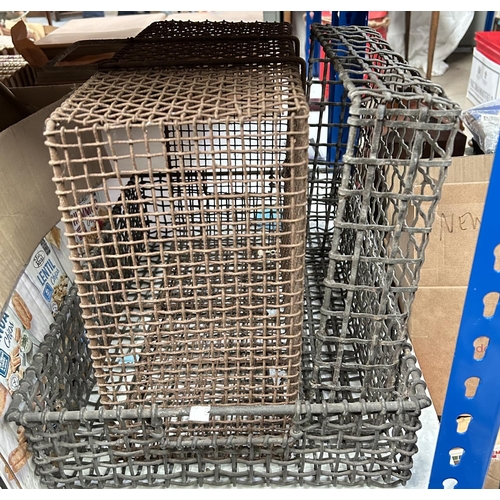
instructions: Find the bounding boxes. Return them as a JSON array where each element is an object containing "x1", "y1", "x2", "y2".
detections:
[
  {"x1": 34, "y1": 13, "x2": 167, "y2": 49},
  {"x1": 409, "y1": 154, "x2": 494, "y2": 416},
  {"x1": 0, "y1": 99, "x2": 64, "y2": 313},
  {"x1": 418, "y1": 182, "x2": 488, "y2": 287},
  {"x1": 10, "y1": 20, "x2": 49, "y2": 67}
]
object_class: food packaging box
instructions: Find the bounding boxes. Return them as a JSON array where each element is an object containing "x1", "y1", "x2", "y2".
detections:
[
  {"x1": 467, "y1": 32, "x2": 500, "y2": 106},
  {"x1": 0, "y1": 99, "x2": 76, "y2": 488}
]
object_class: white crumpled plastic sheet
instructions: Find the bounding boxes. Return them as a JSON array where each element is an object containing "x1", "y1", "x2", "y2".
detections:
[{"x1": 387, "y1": 11, "x2": 474, "y2": 76}]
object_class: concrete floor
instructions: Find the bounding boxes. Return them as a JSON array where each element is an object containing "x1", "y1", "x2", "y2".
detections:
[{"x1": 431, "y1": 50, "x2": 475, "y2": 111}]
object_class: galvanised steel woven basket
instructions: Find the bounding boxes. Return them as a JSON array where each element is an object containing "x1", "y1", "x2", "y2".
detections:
[
  {"x1": 45, "y1": 61, "x2": 309, "y2": 414},
  {"x1": 6, "y1": 286, "x2": 429, "y2": 488},
  {"x1": 304, "y1": 24, "x2": 461, "y2": 403}
]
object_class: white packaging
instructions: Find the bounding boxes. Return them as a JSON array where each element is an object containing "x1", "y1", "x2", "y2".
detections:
[
  {"x1": 10, "y1": 274, "x2": 52, "y2": 352},
  {"x1": 467, "y1": 47, "x2": 500, "y2": 107},
  {"x1": 0, "y1": 398, "x2": 41, "y2": 489},
  {"x1": 67, "y1": 190, "x2": 109, "y2": 258},
  {"x1": 0, "y1": 306, "x2": 25, "y2": 394}
]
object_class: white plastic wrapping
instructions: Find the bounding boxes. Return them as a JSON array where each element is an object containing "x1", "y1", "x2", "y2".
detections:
[
  {"x1": 387, "y1": 11, "x2": 474, "y2": 76},
  {"x1": 462, "y1": 99, "x2": 500, "y2": 153}
]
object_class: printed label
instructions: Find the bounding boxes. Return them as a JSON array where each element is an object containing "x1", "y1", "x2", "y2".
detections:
[
  {"x1": 467, "y1": 49, "x2": 500, "y2": 106},
  {"x1": 0, "y1": 351, "x2": 9, "y2": 378},
  {"x1": 45, "y1": 223, "x2": 76, "y2": 283},
  {"x1": 0, "y1": 308, "x2": 24, "y2": 392},
  {"x1": 25, "y1": 239, "x2": 71, "y2": 316},
  {"x1": 10, "y1": 274, "x2": 53, "y2": 345},
  {"x1": 0, "y1": 311, "x2": 15, "y2": 353},
  {"x1": 188, "y1": 406, "x2": 211, "y2": 422}
]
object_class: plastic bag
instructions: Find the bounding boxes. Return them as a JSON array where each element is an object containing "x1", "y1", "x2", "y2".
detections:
[
  {"x1": 462, "y1": 100, "x2": 500, "y2": 154},
  {"x1": 387, "y1": 11, "x2": 473, "y2": 76}
]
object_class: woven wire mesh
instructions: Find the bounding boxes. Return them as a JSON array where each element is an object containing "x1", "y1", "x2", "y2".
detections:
[
  {"x1": 305, "y1": 24, "x2": 461, "y2": 403},
  {"x1": 136, "y1": 20, "x2": 294, "y2": 39},
  {"x1": 6, "y1": 286, "x2": 430, "y2": 488},
  {"x1": 100, "y1": 37, "x2": 301, "y2": 71},
  {"x1": 0, "y1": 55, "x2": 27, "y2": 78},
  {"x1": 118, "y1": 21, "x2": 302, "y2": 76},
  {"x1": 0, "y1": 54, "x2": 35, "y2": 86},
  {"x1": 45, "y1": 63, "x2": 309, "y2": 415},
  {"x1": 19, "y1": 23, "x2": 450, "y2": 487}
]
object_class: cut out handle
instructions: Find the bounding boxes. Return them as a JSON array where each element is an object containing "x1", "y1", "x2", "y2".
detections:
[
  {"x1": 494, "y1": 244, "x2": 500, "y2": 272},
  {"x1": 442, "y1": 478, "x2": 458, "y2": 489},
  {"x1": 449, "y1": 447, "x2": 465, "y2": 466}
]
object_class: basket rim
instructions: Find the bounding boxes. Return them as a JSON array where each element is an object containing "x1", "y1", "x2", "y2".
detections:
[{"x1": 6, "y1": 341, "x2": 431, "y2": 426}]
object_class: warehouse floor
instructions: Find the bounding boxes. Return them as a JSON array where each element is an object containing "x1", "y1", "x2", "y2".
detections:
[{"x1": 433, "y1": 50, "x2": 474, "y2": 111}]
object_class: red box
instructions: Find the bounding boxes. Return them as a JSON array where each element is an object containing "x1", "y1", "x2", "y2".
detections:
[{"x1": 475, "y1": 31, "x2": 500, "y2": 66}]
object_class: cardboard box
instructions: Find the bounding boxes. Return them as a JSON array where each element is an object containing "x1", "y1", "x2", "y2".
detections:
[
  {"x1": 33, "y1": 13, "x2": 167, "y2": 58},
  {"x1": 485, "y1": 431, "x2": 500, "y2": 488},
  {"x1": 409, "y1": 153, "x2": 500, "y2": 488},
  {"x1": 9, "y1": 84, "x2": 77, "y2": 112},
  {"x1": 410, "y1": 154, "x2": 493, "y2": 416},
  {"x1": 467, "y1": 47, "x2": 500, "y2": 106},
  {"x1": 0, "y1": 98, "x2": 73, "y2": 489},
  {"x1": 0, "y1": 99, "x2": 65, "y2": 313}
]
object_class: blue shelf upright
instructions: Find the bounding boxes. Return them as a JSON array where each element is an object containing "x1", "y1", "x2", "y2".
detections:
[
  {"x1": 305, "y1": 11, "x2": 322, "y2": 77},
  {"x1": 306, "y1": 12, "x2": 367, "y2": 166},
  {"x1": 429, "y1": 143, "x2": 500, "y2": 488},
  {"x1": 306, "y1": 12, "x2": 368, "y2": 78},
  {"x1": 485, "y1": 11, "x2": 496, "y2": 31},
  {"x1": 326, "y1": 12, "x2": 367, "y2": 165}
]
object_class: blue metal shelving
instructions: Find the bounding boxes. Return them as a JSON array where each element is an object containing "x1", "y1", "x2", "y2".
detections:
[
  {"x1": 305, "y1": 11, "x2": 367, "y2": 166},
  {"x1": 485, "y1": 11, "x2": 496, "y2": 31},
  {"x1": 429, "y1": 144, "x2": 500, "y2": 488}
]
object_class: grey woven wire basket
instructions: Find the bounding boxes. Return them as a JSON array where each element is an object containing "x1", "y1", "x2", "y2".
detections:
[
  {"x1": 0, "y1": 54, "x2": 36, "y2": 87},
  {"x1": 6, "y1": 286, "x2": 429, "y2": 488},
  {"x1": 304, "y1": 24, "x2": 461, "y2": 403}
]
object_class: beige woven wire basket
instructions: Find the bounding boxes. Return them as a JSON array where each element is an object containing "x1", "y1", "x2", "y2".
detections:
[{"x1": 45, "y1": 62, "x2": 309, "y2": 422}]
